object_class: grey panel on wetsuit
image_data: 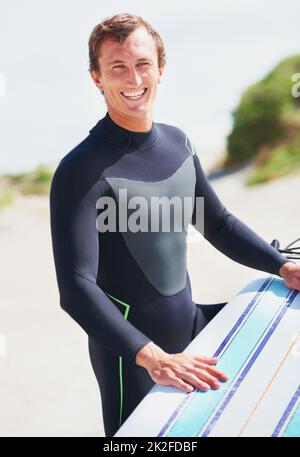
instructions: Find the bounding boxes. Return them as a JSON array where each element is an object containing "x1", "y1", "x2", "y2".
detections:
[{"x1": 105, "y1": 155, "x2": 196, "y2": 296}]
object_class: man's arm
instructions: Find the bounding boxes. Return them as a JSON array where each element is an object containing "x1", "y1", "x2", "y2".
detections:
[
  {"x1": 49, "y1": 163, "x2": 152, "y2": 363},
  {"x1": 192, "y1": 153, "x2": 290, "y2": 275}
]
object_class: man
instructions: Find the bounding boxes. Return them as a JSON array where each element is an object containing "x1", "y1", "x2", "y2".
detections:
[{"x1": 50, "y1": 13, "x2": 300, "y2": 437}]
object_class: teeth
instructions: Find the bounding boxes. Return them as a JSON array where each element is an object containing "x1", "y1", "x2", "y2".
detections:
[{"x1": 122, "y1": 89, "x2": 146, "y2": 98}]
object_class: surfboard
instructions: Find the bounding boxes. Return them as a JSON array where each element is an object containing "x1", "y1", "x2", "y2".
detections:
[{"x1": 114, "y1": 273, "x2": 300, "y2": 437}]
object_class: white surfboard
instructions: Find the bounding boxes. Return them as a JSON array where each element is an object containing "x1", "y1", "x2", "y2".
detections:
[{"x1": 114, "y1": 273, "x2": 300, "y2": 437}]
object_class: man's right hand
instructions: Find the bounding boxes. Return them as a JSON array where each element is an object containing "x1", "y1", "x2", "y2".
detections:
[{"x1": 135, "y1": 342, "x2": 228, "y2": 393}]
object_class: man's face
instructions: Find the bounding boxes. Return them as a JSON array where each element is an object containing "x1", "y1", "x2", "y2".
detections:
[{"x1": 91, "y1": 27, "x2": 164, "y2": 121}]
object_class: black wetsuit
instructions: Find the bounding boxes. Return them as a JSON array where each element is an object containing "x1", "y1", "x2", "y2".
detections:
[{"x1": 49, "y1": 111, "x2": 289, "y2": 436}]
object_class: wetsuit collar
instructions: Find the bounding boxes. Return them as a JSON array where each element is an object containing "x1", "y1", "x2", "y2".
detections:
[{"x1": 89, "y1": 111, "x2": 158, "y2": 149}]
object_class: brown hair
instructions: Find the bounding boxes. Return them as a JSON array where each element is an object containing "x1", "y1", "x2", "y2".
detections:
[{"x1": 88, "y1": 13, "x2": 166, "y2": 72}]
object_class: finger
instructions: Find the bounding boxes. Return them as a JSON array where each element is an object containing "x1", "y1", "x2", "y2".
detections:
[
  {"x1": 195, "y1": 369, "x2": 222, "y2": 389},
  {"x1": 180, "y1": 364, "x2": 221, "y2": 387},
  {"x1": 179, "y1": 372, "x2": 211, "y2": 392},
  {"x1": 203, "y1": 365, "x2": 228, "y2": 381},
  {"x1": 288, "y1": 275, "x2": 300, "y2": 284},
  {"x1": 292, "y1": 278, "x2": 300, "y2": 290},
  {"x1": 286, "y1": 279, "x2": 300, "y2": 291},
  {"x1": 194, "y1": 355, "x2": 219, "y2": 365},
  {"x1": 293, "y1": 268, "x2": 300, "y2": 278},
  {"x1": 173, "y1": 378, "x2": 195, "y2": 393},
  {"x1": 195, "y1": 363, "x2": 228, "y2": 381}
]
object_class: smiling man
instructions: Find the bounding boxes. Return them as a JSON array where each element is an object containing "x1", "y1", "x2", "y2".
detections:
[
  {"x1": 50, "y1": 13, "x2": 300, "y2": 437},
  {"x1": 89, "y1": 25, "x2": 160, "y2": 131}
]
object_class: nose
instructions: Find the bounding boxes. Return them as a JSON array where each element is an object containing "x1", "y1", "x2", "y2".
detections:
[{"x1": 127, "y1": 67, "x2": 142, "y2": 87}]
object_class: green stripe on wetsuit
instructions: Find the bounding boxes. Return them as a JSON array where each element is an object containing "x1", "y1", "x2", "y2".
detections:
[{"x1": 106, "y1": 292, "x2": 131, "y2": 427}]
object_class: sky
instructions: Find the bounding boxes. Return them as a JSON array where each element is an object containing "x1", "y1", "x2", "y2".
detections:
[{"x1": 0, "y1": 0, "x2": 299, "y2": 173}]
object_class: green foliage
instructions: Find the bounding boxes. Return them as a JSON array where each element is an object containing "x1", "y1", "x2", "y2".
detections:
[
  {"x1": 227, "y1": 84, "x2": 283, "y2": 161},
  {"x1": 20, "y1": 164, "x2": 53, "y2": 195},
  {"x1": 3, "y1": 164, "x2": 53, "y2": 196},
  {"x1": 0, "y1": 189, "x2": 14, "y2": 209},
  {"x1": 226, "y1": 55, "x2": 300, "y2": 166},
  {"x1": 246, "y1": 132, "x2": 300, "y2": 185}
]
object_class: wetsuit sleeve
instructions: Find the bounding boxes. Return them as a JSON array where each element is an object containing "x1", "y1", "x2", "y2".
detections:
[
  {"x1": 49, "y1": 165, "x2": 152, "y2": 363},
  {"x1": 192, "y1": 153, "x2": 289, "y2": 276}
]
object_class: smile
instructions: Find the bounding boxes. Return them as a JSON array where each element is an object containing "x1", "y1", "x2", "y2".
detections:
[{"x1": 121, "y1": 88, "x2": 148, "y2": 100}]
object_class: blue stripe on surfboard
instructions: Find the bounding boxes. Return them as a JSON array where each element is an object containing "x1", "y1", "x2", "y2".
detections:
[
  {"x1": 157, "y1": 276, "x2": 273, "y2": 437},
  {"x1": 159, "y1": 279, "x2": 297, "y2": 437},
  {"x1": 283, "y1": 398, "x2": 300, "y2": 437},
  {"x1": 201, "y1": 288, "x2": 298, "y2": 437},
  {"x1": 157, "y1": 276, "x2": 273, "y2": 436},
  {"x1": 170, "y1": 285, "x2": 295, "y2": 437},
  {"x1": 272, "y1": 385, "x2": 300, "y2": 437},
  {"x1": 214, "y1": 276, "x2": 274, "y2": 357}
]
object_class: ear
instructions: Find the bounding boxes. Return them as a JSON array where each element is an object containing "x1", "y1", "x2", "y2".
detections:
[
  {"x1": 158, "y1": 65, "x2": 165, "y2": 84},
  {"x1": 90, "y1": 70, "x2": 104, "y2": 92}
]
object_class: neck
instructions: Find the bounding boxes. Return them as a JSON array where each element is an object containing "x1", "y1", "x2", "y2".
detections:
[{"x1": 107, "y1": 109, "x2": 153, "y2": 132}]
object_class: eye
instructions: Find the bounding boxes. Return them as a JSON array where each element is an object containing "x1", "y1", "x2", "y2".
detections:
[
  {"x1": 112, "y1": 65, "x2": 125, "y2": 69},
  {"x1": 138, "y1": 62, "x2": 149, "y2": 66}
]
